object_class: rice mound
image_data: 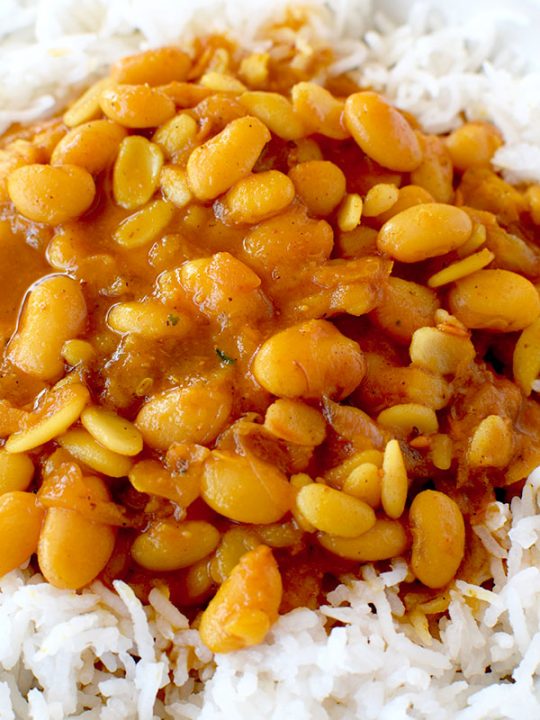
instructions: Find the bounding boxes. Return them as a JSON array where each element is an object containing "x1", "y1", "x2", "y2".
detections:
[
  {"x1": 1, "y1": 1, "x2": 540, "y2": 718},
  {"x1": 2, "y1": 471, "x2": 540, "y2": 719}
]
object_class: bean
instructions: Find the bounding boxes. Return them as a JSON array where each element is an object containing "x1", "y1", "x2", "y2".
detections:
[
  {"x1": 160, "y1": 165, "x2": 193, "y2": 208},
  {"x1": 38, "y1": 481, "x2": 115, "y2": 590},
  {"x1": 318, "y1": 518, "x2": 408, "y2": 561},
  {"x1": 153, "y1": 113, "x2": 198, "y2": 160},
  {"x1": 409, "y1": 489, "x2": 465, "y2": 589},
  {"x1": 467, "y1": 415, "x2": 513, "y2": 468},
  {"x1": 264, "y1": 399, "x2": 326, "y2": 446},
  {"x1": 344, "y1": 92, "x2": 422, "y2": 171},
  {"x1": 376, "y1": 184, "x2": 434, "y2": 225},
  {"x1": 409, "y1": 326, "x2": 476, "y2": 375},
  {"x1": 381, "y1": 439, "x2": 408, "y2": 519},
  {"x1": 112, "y1": 47, "x2": 191, "y2": 86},
  {"x1": 239, "y1": 91, "x2": 304, "y2": 140},
  {"x1": 99, "y1": 85, "x2": 176, "y2": 128},
  {"x1": 377, "y1": 203, "x2": 473, "y2": 262},
  {"x1": 0, "y1": 492, "x2": 44, "y2": 577},
  {"x1": 200, "y1": 72, "x2": 247, "y2": 93},
  {"x1": 210, "y1": 527, "x2": 260, "y2": 584},
  {"x1": 8, "y1": 275, "x2": 87, "y2": 381},
  {"x1": 186, "y1": 116, "x2": 270, "y2": 200},
  {"x1": 362, "y1": 183, "x2": 399, "y2": 217},
  {"x1": 107, "y1": 301, "x2": 192, "y2": 339},
  {"x1": 51, "y1": 120, "x2": 127, "y2": 175},
  {"x1": 113, "y1": 200, "x2": 174, "y2": 249},
  {"x1": 129, "y1": 453, "x2": 204, "y2": 508},
  {"x1": 377, "y1": 404, "x2": 438, "y2": 437},
  {"x1": 63, "y1": 77, "x2": 113, "y2": 128},
  {"x1": 131, "y1": 520, "x2": 220, "y2": 571},
  {"x1": 289, "y1": 160, "x2": 346, "y2": 216},
  {"x1": 136, "y1": 376, "x2": 233, "y2": 450},
  {"x1": 252, "y1": 319, "x2": 365, "y2": 400},
  {"x1": 5, "y1": 383, "x2": 90, "y2": 453},
  {"x1": 199, "y1": 545, "x2": 282, "y2": 653},
  {"x1": 291, "y1": 82, "x2": 348, "y2": 139},
  {"x1": 295, "y1": 482, "x2": 375, "y2": 537},
  {"x1": 201, "y1": 451, "x2": 292, "y2": 524},
  {"x1": 446, "y1": 122, "x2": 503, "y2": 171},
  {"x1": 61, "y1": 339, "x2": 95, "y2": 367},
  {"x1": 0, "y1": 450, "x2": 34, "y2": 494},
  {"x1": 8, "y1": 164, "x2": 95, "y2": 224},
  {"x1": 448, "y1": 269, "x2": 540, "y2": 332},
  {"x1": 410, "y1": 133, "x2": 454, "y2": 203},
  {"x1": 57, "y1": 427, "x2": 133, "y2": 477},
  {"x1": 342, "y1": 462, "x2": 381, "y2": 508},
  {"x1": 513, "y1": 318, "x2": 540, "y2": 396},
  {"x1": 337, "y1": 193, "x2": 363, "y2": 232},
  {"x1": 113, "y1": 136, "x2": 163, "y2": 210},
  {"x1": 81, "y1": 406, "x2": 143, "y2": 457},
  {"x1": 219, "y1": 170, "x2": 294, "y2": 224}
]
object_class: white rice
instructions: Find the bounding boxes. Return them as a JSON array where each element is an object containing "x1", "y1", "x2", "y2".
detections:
[{"x1": 1, "y1": 1, "x2": 540, "y2": 718}]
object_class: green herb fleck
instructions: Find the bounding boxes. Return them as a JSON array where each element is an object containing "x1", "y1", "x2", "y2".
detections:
[
  {"x1": 216, "y1": 348, "x2": 236, "y2": 365},
  {"x1": 167, "y1": 314, "x2": 179, "y2": 327}
]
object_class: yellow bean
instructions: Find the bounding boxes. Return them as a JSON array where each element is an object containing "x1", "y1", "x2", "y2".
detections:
[
  {"x1": 324, "y1": 450, "x2": 383, "y2": 490},
  {"x1": 409, "y1": 326, "x2": 476, "y2": 375},
  {"x1": 51, "y1": 120, "x2": 127, "y2": 175},
  {"x1": 252, "y1": 319, "x2": 365, "y2": 400},
  {"x1": 344, "y1": 92, "x2": 422, "y2": 171},
  {"x1": 377, "y1": 203, "x2": 473, "y2": 262},
  {"x1": 81, "y1": 406, "x2": 142, "y2": 457},
  {"x1": 289, "y1": 160, "x2": 346, "y2": 216},
  {"x1": 8, "y1": 164, "x2": 95, "y2": 224},
  {"x1": 239, "y1": 91, "x2": 304, "y2": 140},
  {"x1": 467, "y1": 415, "x2": 513, "y2": 468},
  {"x1": 219, "y1": 170, "x2": 294, "y2": 224},
  {"x1": 381, "y1": 439, "x2": 408, "y2": 519},
  {"x1": 430, "y1": 434, "x2": 453, "y2": 471},
  {"x1": 264, "y1": 399, "x2": 326, "y2": 446},
  {"x1": 337, "y1": 193, "x2": 363, "y2": 232},
  {"x1": 57, "y1": 428, "x2": 133, "y2": 477},
  {"x1": 448, "y1": 269, "x2": 540, "y2": 332},
  {"x1": 153, "y1": 113, "x2": 198, "y2": 160},
  {"x1": 8, "y1": 275, "x2": 87, "y2": 381},
  {"x1": 376, "y1": 184, "x2": 434, "y2": 225},
  {"x1": 377, "y1": 404, "x2": 438, "y2": 437},
  {"x1": 210, "y1": 527, "x2": 260, "y2": 584},
  {"x1": 113, "y1": 136, "x2": 164, "y2": 210},
  {"x1": 296, "y1": 482, "x2": 375, "y2": 537},
  {"x1": 187, "y1": 116, "x2": 270, "y2": 200},
  {"x1": 201, "y1": 451, "x2": 292, "y2": 524},
  {"x1": 38, "y1": 503, "x2": 115, "y2": 589},
  {"x1": 112, "y1": 47, "x2": 191, "y2": 86},
  {"x1": 107, "y1": 301, "x2": 191, "y2": 339},
  {"x1": 160, "y1": 165, "x2": 193, "y2": 208},
  {"x1": 342, "y1": 462, "x2": 381, "y2": 507},
  {"x1": 0, "y1": 450, "x2": 34, "y2": 494},
  {"x1": 131, "y1": 520, "x2": 220, "y2": 571},
  {"x1": 113, "y1": 200, "x2": 174, "y2": 249},
  {"x1": 129, "y1": 453, "x2": 204, "y2": 508},
  {"x1": 200, "y1": 72, "x2": 247, "y2": 93},
  {"x1": 446, "y1": 121, "x2": 503, "y2": 171},
  {"x1": 199, "y1": 545, "x2": 282, "y2": 653},
  {"x1": 427, "y1": 249, "x2": 495, "y2": 288},
  {"x1": 6, "y1": 383, "x2": 90, "y2": 454},
  {"x1": 63, "y1": 77, "x2": 113, "y2": 128},
  {"x1": 136, "y1": 376, "x2": 232, "y2": 450},
  {"x1": 513, "y1": 318, "x2": 540, "y2": 396},
  {"x1": 363, "y1": 183, "x2": 399, "y2": 217},
  {"x1": 291, "y1": 82, "x2": 348, "y2": 139},
  {"x1": 410, "y1": 133, "x2": 454, "y2": 204},
  {"x1": 0, "y1": 491, "x2": 44, "y2": 577},
  {"x1": 61, "y1": 339, "x2": 95, "y2": 367},
  {"x1": 409, "y1": 490, "x2": 465, "y2": 589},
  {"x1": 318, "y1": 518, "x2": 408, "y2": 561},
  {"x1": 238, "y1": 53, "x2": 269, "y2": 88},
  {"x1": 99, "y1": 84, "x2": 176, "y2": 128}
]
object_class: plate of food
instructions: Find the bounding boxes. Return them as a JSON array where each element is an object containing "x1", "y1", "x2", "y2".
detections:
[{"x1": 0, "y1": 0, "x2": 539, "y2": 718}]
